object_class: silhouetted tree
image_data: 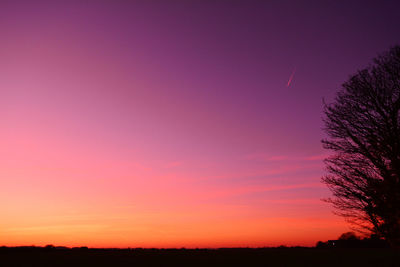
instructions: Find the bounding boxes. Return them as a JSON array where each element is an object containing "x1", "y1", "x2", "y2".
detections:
[
  {"x1": 322, "y1": 45, "x2": 400, "y2": 246},
  {"x1": 338, "y1": 232, "x2": 359, "y2": 241},
  {"x1": 315, "y1": 241, "x2": 328, "y2": 248}
]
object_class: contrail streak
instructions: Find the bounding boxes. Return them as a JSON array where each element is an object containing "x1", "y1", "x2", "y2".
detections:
[{"x1": 287, "y1": 67, "x2": 296, "y2": 87}]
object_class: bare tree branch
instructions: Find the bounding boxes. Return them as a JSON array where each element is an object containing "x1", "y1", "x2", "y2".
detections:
[{"x1": 322, "y1": 45, "x2": 400, "y2": 247}]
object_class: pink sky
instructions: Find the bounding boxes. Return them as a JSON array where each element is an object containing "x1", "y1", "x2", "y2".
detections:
[{"x1": 1, "y1": 0, "x2": 399, "y2": 248}]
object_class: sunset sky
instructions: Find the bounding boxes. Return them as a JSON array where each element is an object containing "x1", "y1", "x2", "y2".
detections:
[{"x1": 1, "y1": 0, "x2": 400, "y2": 248}]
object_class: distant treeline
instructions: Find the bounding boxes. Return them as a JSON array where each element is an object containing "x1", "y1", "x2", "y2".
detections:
[
  {"x1": 0, "y1": 240, "x2": 389, "y2": 252},
  {"x1": 1, "y1": 246, "x2": 313, "y2": 251},
  {"x1": 0, "y1": 245, "x2": 398, "y2": 267},
  {"x1": 316, "y1": 237, "x2": 389, "y2": 249}
]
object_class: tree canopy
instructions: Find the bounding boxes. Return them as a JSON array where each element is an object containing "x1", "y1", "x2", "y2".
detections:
[{"x1": 322, "y1": 45, "x2": 400, "y2": 246}]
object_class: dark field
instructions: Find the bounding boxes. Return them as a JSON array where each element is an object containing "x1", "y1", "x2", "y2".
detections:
[{"x1": 1, "y1": 247, "x2": 399, "y2": 267}]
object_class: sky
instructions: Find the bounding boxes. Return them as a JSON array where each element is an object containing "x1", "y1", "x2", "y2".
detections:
[{"x1": 1, "y1": 0, "x2": 399, "y2": 248}]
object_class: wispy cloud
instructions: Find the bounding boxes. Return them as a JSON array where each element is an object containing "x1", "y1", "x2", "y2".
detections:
[
  {"x1": 245, "y1": 153, "x2": 288, "y2": 162},
  {"x1": 245, "y1": 153, "x2": 329, "y2": 162},
  {"x1": 198, "y1": 182, "x2": 325, "y2": 201},
  {"x1": 301, "y1": 154, "x2": 329, "y2": 161},
  {"x1": 3, "y1": 223, "x2": 109, "y2": 233},
  {"x1": 164, "y1": 161, "x2": 183, "y2": 168}
]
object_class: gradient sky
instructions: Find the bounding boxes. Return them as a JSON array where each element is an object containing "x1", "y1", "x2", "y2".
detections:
[{"x1": 1, "y1": 0, "x2": 400, "y2": 248}]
